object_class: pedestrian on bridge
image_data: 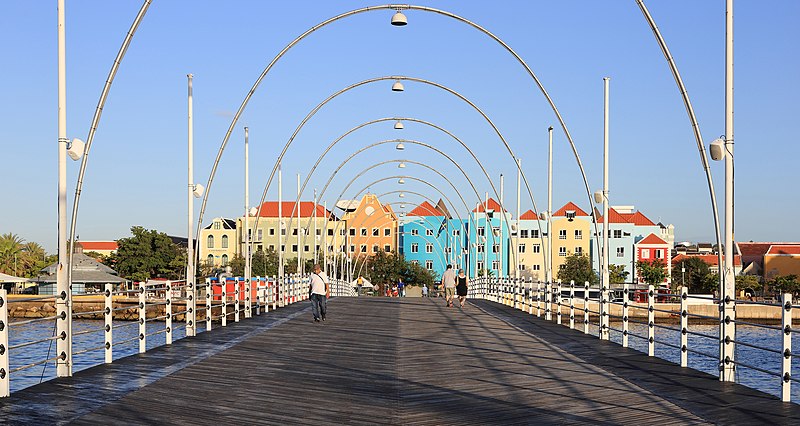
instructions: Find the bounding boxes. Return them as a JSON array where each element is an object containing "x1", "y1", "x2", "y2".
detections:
[
  {"x1": 309, "y1": 264, "x2": 329, "y2": 322},
  {"x1": 442, "y1": 264, "x2": 457, "y2": 307},
  {"x1": 456, "y1": 269, "x2": 468, "y2": 308}
]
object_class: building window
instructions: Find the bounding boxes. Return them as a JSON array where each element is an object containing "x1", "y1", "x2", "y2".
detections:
[
  {"x1": 574, "y1": 230, "x2": 582, "y2": 240},
  {"x1": 257, "y1": 229, "x2": 263, "y2": 241},
  {"x1": 340, "y1": 229, "x2": 346, "y2": 236},
  {"x1": 349, "y1": 229, "x2": 356, "y2": 236},
  {"x1": 520, "y1": 229, "x2": 529, "y2": 238},
  {"x1": 269, "y1": 245, "x2": 275, "y2": 251},
  {"x1": 531, "y1": 230, "x2": 540, "y2": 239},
  {"x1": 373, "y1": 245, "x2": 379, "y2": 253},
  {"x1": 518, "y1": 244, "x2": 526, "y2": 253},
  {"x1": 269, "y1": 228, "x2": 275, "y2": 236},
  {"x1": 477, "y1": 245, "x2": 485, "y2": 253},
  {"x1": 327, "y1": 229, "x2": 334, "y2": 236},
  {"x1": 304, "y1": 245, "x2": 310, "y2": 252},
  {"x1": 411, "y1": 229, "x2": 419, "y2": 236},
  {"x1": 221, "y1": 235, "x2": 229, "y2": 249},
  {"x1": 213, "y1": 221, "x2": 221, "y2": 230},
  {"x1": 411, "y1": 260, "x2": 419, "y2": 265},
  {"x1": 221, "y1": 254, "x2": 229, "y2": 266},
  {"x1": 292, "y1": 244, "x2": 298, "y2": 252},
  {"x1": 492, "y1": 244, "x2": 500, "y2": 253},
  {"x1": 426, "y1": 243, "x2": 433, "y2": 253},
  {"x1": 478, "y1": 228, "x2": 485, "y2": 237},
  {"x1": 492, "y1": 260, "x2": 500, "y2": 271},
  {"x1": 411, "y1": 243, "x2": 419, "y2": 253},
  {"x1": 207, "y1": 235, "x2": 214, "y2": 248},
  {"x1": 617, "y1": 247, "x2": 625, "y2": 257},
  {"x1": 575, "y1": 247, "x2": 583, "y2": 255},
  {"x1": 518, "y1": 264, "x2": 526, "y2": 270},
  {"x1": 477, "y1": 261, "x2": 484, "y2": 271},
  {"x1": 453, "y1": 229, "x2": 460, "y2": 236},
  {"x1": 360, "y1": 244, "x2": 367, "y2": 253},
  {"x1": 532, "y1": 264, "x2": 541, "y2": 271},
  {"x1": 425, "y1": 260, "x2": 434, "y2": 270},
  {"x1": 614, "y1": 230, "x2": 622, "y2": 239},
  {"x1": 281, "y1": 245, "x2": 285, "y2": 252},
  {"x1": 206, "y1": 254, "x2": 213, "y2": 265},
  {"x1": 281, "y1": 228, "x2": 286, "y2": 236},
  {"x1": 384, "y1": 228, "x2": 391, "y2": 236},
  {"x1": 655, "y1": 249, "x2": 663, "y2": 259},
  {"x1": 361, "y1": 228, "x2": 367, "y2": 236},
  {"x1": 315, "y1": 245, "x2": 320, "y2": 252},
  {"x1": 384, "y1": 245, "x2": 391, "y2": 253},
  {"x1": 559, "y1": 230, "x2": 567, "y2": 240},
  {"x1": 372, "y1": 228, "x2": 379, "y2": 236},
  {"x1": 532, "y1": 244, "x2": 541, "y2": 254},
  {"x1": 426, "y1": 229, "x2": 433, "y2": 236},
  {"x1": 292, "y1": 229, "x2": 298, "y2": 236},
  {"x1": 315, "y1": 229, "x2": 321, "y2": 236},
  {"x1": 349, "y1": 245, "x2": 355, "y2": 253},
  {"x1": 559, "y1": 247, "x2": 567, "y2": 257},
  {"x1": 641, "y1": 249, "x2": 650, "y2": 259}
]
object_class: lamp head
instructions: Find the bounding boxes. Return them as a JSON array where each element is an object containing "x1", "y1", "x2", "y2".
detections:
[
  {"x1": 192, "y1": 183, "x2": 205, "y2": 198},
  {"x1": 399, "y1": 192, "x2": 405, "y2": 198},
  {"x1": 67, "y1": 138, "x2": 85, "y2": 161},
  {"x1": 391, "y1": 10, "x2": 408, "y2": 26},
  {"x1": 398, "y1": 178, "x2": 406, "y2": 184},
  {"x1": 398, "y1": 162, "x2": 406, "y2": 169},
  {"x1": 249, "y1": 207, "x2": 258, "y2": 216},
  {"x1": 710, "y1": 138, "x2": 725, "y2": 161},
  {"x1": 395, "y1": 142, "x2": 405, "y2": 150},
  {"x1": 594, "y1": 190, "x2": 604, "y2": 204},
  {"x1": 391, "y1": 81, "x2": 405, "y2": 92},
  {"x1": 394, "y1": 121, "x2": 404, "y2": 130}
]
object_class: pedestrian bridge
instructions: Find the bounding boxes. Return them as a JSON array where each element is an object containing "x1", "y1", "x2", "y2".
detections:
[{"x1": 1, "y1": 293, "x2": 799, "y2": 424}]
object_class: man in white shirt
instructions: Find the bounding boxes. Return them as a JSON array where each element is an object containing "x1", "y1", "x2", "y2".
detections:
[
  {"x1": 309, "y1": 264, "x2": 330, "y2": 322},
  {"x1": 441, "y1": 264, "x2": 457, "y2": 307}
]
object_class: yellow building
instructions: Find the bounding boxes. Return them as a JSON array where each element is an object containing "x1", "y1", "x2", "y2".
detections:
[
  {"x1": 763, "y1": 245, "x2": 800, "y2": 280},
  {"x1": 199, "y1": 218, "x2": 238, "y2": 268},
  {"x1": 550, "y1": 202, "x2": 592, "y2": 277},
  {"x1": 516, "y1": 210, "x2": 549, "y2": 281}
]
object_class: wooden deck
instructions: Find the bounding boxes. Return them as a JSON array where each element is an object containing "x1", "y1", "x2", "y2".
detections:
[{"x1": 2, "y1": 297, "x2": 799, "y2": 425}]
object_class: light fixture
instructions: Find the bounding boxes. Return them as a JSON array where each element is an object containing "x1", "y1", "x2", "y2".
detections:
[
  {"x1": 398, "y1": 178, "x2": 406, "y2": 184},
  {"x1": 594, "y1": 190, "x2": 604, "y2": 204},
  {"x1": 398, "y1": 162, "x2": 406, "y2": 168},
  {"x1": 67, "y1": 138, "x2": 85, "y2": 161},
  {"x1": 400, "y1": 204, "x2": 406, "y2": 209},
  {"x1": 192, "y1": 183, "x2": 205, "y2": 198},
  {"x1": 391, "y1": 80, "x2": 404, "y2": 92},
  {"x1": 249, "y1": 207, "x2": 258, "y2": 216},
  {"x1": 710, "y1": 137, "x2": 725, "y2": 161},
  {"x1": 394, "y1": 121, "x2": 404, "y2": 130},
  {"x1": 395, "y1": 142, "x2": 405, "y2": 150},
  {"x1": 399, "y1": 192, "x2": 405, "y2": 198},
  {"x1": 391, "y1": 10, "x2": 408, "y2": 26}
]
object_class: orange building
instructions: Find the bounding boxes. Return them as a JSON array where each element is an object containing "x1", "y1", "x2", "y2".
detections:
[
  {"x1": 338, "y1": 194, "x2": 398, "y2": 259},
  {"x1": 763, "y1": 245, "x2": 800, "y2": 280}
]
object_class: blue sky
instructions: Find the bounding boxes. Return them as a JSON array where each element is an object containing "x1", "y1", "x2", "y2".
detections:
[{"x1": 1, "y1": 1, "x2": 798, "y2": 253}]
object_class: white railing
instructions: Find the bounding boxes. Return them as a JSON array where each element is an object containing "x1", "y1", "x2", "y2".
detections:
[
  {"x1": 0, "y1": 272, "x2": 363, "y2": 397},
  {"x1": 473, "y1": 276, "x2": 798, "y2": 403}
]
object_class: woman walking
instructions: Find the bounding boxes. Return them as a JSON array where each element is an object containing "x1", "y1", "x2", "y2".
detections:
[{"x1": 456, "y1": 269, "x2": 468, "y2": 308}]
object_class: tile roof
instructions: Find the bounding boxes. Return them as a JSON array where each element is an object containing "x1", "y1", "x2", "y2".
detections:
[
  {"x1": 552, "y1": 202, "x2": 589, "y2": 217},
  {"x1": 766, "y1": 245, "x2": 800, "y2": 255},
  {"x1": 671, "y1": 253, "x2": 742, "y2": 267},
  {"x1": 637, "y1": 233, "x2": 668, "y2": 245},
  {"x1": 407, "y1": 201, "x2": 445, "y2": 217},
  {"x1": 519, "y1": 209, "x2": 538, "y2": 220},
  {"x1": 595, "y1": 208, "x2": 655, "y2": 226},
  {"x1": 253, "y1": 202, "x2": 331, "y2": 218},
  {"x1": 77, "y1": 241, "x2": 118, "y2": 251},
  {"x1": 472, "y1": 198, "x2": 507, "y2": 213}
]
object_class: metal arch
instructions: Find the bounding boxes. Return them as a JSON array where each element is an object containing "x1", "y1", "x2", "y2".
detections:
[
  {"x1": 286, "y1": 139, "x2": 483, "y2": 240},
  {"x1": 66, "y1": 0, "x2": 152, "y2": 302},
  {"x1": 252, "y1": 76, "x2": 547, "y2": 268}
]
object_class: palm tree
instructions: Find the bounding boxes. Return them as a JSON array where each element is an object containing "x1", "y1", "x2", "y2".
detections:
[
  {"x1": 21, "y1": 241, "x2": 47, "y2": 277},
  {"x1": 0, "y1": 233, "x2": 25, "y2": 275}
]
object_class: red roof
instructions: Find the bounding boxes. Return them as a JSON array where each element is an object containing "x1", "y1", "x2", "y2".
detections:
[
  {"x1": 672, "y1": 253, "x2": 742, "y2": 267},
  {"x1": 520, "y1": 209, "x2": 538, "y2": 220},
  {"x1": 766, "y1": 245, "x2": 800, "y2": 255},
  {"x1": 637, "y1": 233, "x2": 667, "y2": 245},
  {"x1": 552, "y1": 202, "x2": 589, "y2": 217},
  {"x1": 595, "y1": 208, "x2": 655, "y2": 226},
  {"x1": 77, "y1": 241, "x2": 118, "y2": 251},
  {"x1": 407, "y1": 201, "x2": 445, "y2": 217},
  {"x1": 254, "y1": 202, "x2": 331, "y2": 218},
  {"x1": 472, "y1": 198, "x2": 507, "y2": 213},
  {"x1": 595, "y1": 207, "x2": 626, "y2": 224}
]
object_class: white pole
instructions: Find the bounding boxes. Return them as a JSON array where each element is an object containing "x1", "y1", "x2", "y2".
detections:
[
  {"x1": 56, "y1": 0, "x2": 72, "y2": 377},
  {"x1": 323, "y1": 200, "x2": 328, "y2": 275},
  {"x1": 186, "y1": 74, "x2": 196, "y2": 337},
  {"x1": 244, "y1": 126, "x2": 251, "y2": 318},
  {"x1": 601, "y1": 77, "x2": 611, "y2": 341},
  {"x1": 297, "y1": 173, "x2": 301, "y2": 274},
  {"x1": 516, "y1": 159, "x2": 521, "y2": 279},
  {"x1": 278, "y1": 165, "x2": 283, "y2": 280},
  {"x1": 722, "y1": 0, "x2": 736, "y2": 382},
  {"x1": 500, "y1": 174, "x2": 504, "y2": 279},
  {"x1": 484, "y1": 192, "x2": 489, "y2": 280},
  {"x1": 313, "y1": 189, "x2": 318, "y2": 267},
  {"x1": 547, "y1": 126, "x2": 553, "y2": 285}
]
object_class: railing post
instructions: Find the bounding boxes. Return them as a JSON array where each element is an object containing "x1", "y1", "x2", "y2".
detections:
[
  {"x1": 205, "y1": 279, "x2": 212, "y2": 332},
  {"x1": 0, "y1": 289, "x2": 10, "y2": 397},
  {"x1": 569, "y1": 280, "x2": 575, "y2": 329},
  {"x1": 680, "y1": 285, "x2": 688, "y2": 366},
  {"x1": 648, "y1": 284, "x2": 655, "y2": 357},
  {"x1": 221, "y1": 279, "x2": 228, "y2": 327},
  {"x1": 139, "y1": 285, "x2": 146, "y2": 354},
  {"x1": 255, "y1": 276, "x2": 261, "y2": 316},
  {"x1": 234, "y1": 277, "x2": 240, "y2": 322},
  {"x1": 600, "y1": 276, "x2": 609, "y2": 341},
  {"x1": 166, "y1": 281, "x2": 173, "y2": 345},
  {"x1": 186, "y1": 273, "x2": 196, "y2": 337},
  {"x1": 545, "y1": 280, "x2": 552, "y2": 321},
  {"x1": 782, "y1": 293, "x2": 792, "y2": 402},
  {"x1": 583, "y1": 281, "x2": 590, "y2": 334},
  {"x1": 556, "y1": 279, "x2": 562, "y2": 325},
  {"x1": 245, "y1": 276, "x2": 253, "y2": 318},
  {"x1": 623, "y1": 283, "x2": 630, "y2": 348},
  {"x1": 536, "y1": 282, "x2": 541, "y2": 317},
  {"x1": 104, "y1": 283, "x2": 113, "y2": 363}
]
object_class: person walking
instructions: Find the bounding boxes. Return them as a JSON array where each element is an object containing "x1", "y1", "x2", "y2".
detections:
[
  {"x1": 456, "y1": 269, "x2": 469, "y2": 308},
  {"x1": 422, "y1": 284, "x2": 428, "y2": 298},
  {"x1": 442, "y1": 265, "x2": 457, "y2": 307},
  {"x1": 308, "y1": 264, "x2": 329, "y2": 322},
  {"x1": 397, "y1": 278, "x2": 405, "y2": 297}
]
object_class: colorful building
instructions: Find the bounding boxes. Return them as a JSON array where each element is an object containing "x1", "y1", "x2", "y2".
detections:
[
  {"x1": 763, "y1": 245, "x2": 800, "y2": 280},
  {"x1": 633, "y1": 233, "x2": 672, "y2": 285},
  {"x1": 199, "y1": 218, "x2": 237, "y2": 268},
  {"x1": 516, "y1": 210, "x2": 548, "y2": 281},
  {"x1": 468, "y1": 198, "x2": 512, "y2": 278},
  {"x1": 550, "y1": 202, "x2": 592, "y2": 278},
  {"x1": 337, "y1": 194, "x2": 399, "y2": 260},
  {"x1": 592, "y1": 206, "x2": 667, "y2": 278},
  {"x1": 402, "y1": 201, "x2": 450, "y2": 277}
]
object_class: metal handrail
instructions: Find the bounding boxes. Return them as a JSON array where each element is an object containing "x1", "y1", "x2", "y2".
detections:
[
  {"x1": 72, "y1": 345, "x2": 106, "y2": 357},
  {"x1": 9, "y1": 334, "x2": 62, "y2": 350},
  {"x1": 729, "y1": 319, "x2": 784, "y2": 331},
  {"x1": 8, "y1": 315, "x2": 60, "y2": 327},
  {"x1": 9, "y1": 355, "x2": 62, "y2": 374}
]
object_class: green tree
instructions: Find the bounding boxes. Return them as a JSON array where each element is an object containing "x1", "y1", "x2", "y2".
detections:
[
  {"x1": 557, "y1": 253, "x2": 598, "y2": 285},
  {"x1": 251, "y1": 248, "x2": 279, "y2": 277},
  {"x1": 636, "y1": 258, "x2": 668, "y2": 287},
  {"x1": 770, "y1": 275, "x2": 800, "y2": 296},
  {"x1": 609, "y1": 264, "x2": 629, "y2": 284},
  {"x1": 735, "y1": 275, "x2": 762, "y2": 293},
  {"x1": 476, "y1": 268, "x2": 495, "y2": 278},
  {"x1": 113, "y1": 226, "x2": 185, "y2": 282},
  {"x1": 672, "y1": 257, "x2": 712, "y2": 292},
  {"x1": 0, "y1": 233, "x2": 25, "y2": 275},
  {"x1": 20, "y1": 241, "x2": 49, "y2": 278}
]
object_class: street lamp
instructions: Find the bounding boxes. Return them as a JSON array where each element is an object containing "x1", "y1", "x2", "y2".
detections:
[
  {"x1": 398, "y1": 162, "x2": 406, "y2": 169},
  {"x1": 395, "y1": 141, "x2": 405, "y2": 150},
  {"x1": 394, "y1": 121, "x2": 404, "y2": 130},
  {"x1": 391, "y1": 80, "x2": 405, "y2": 92},
  {"x1": 391, "y1": 10, "x2": 408, "y2": 26}
]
